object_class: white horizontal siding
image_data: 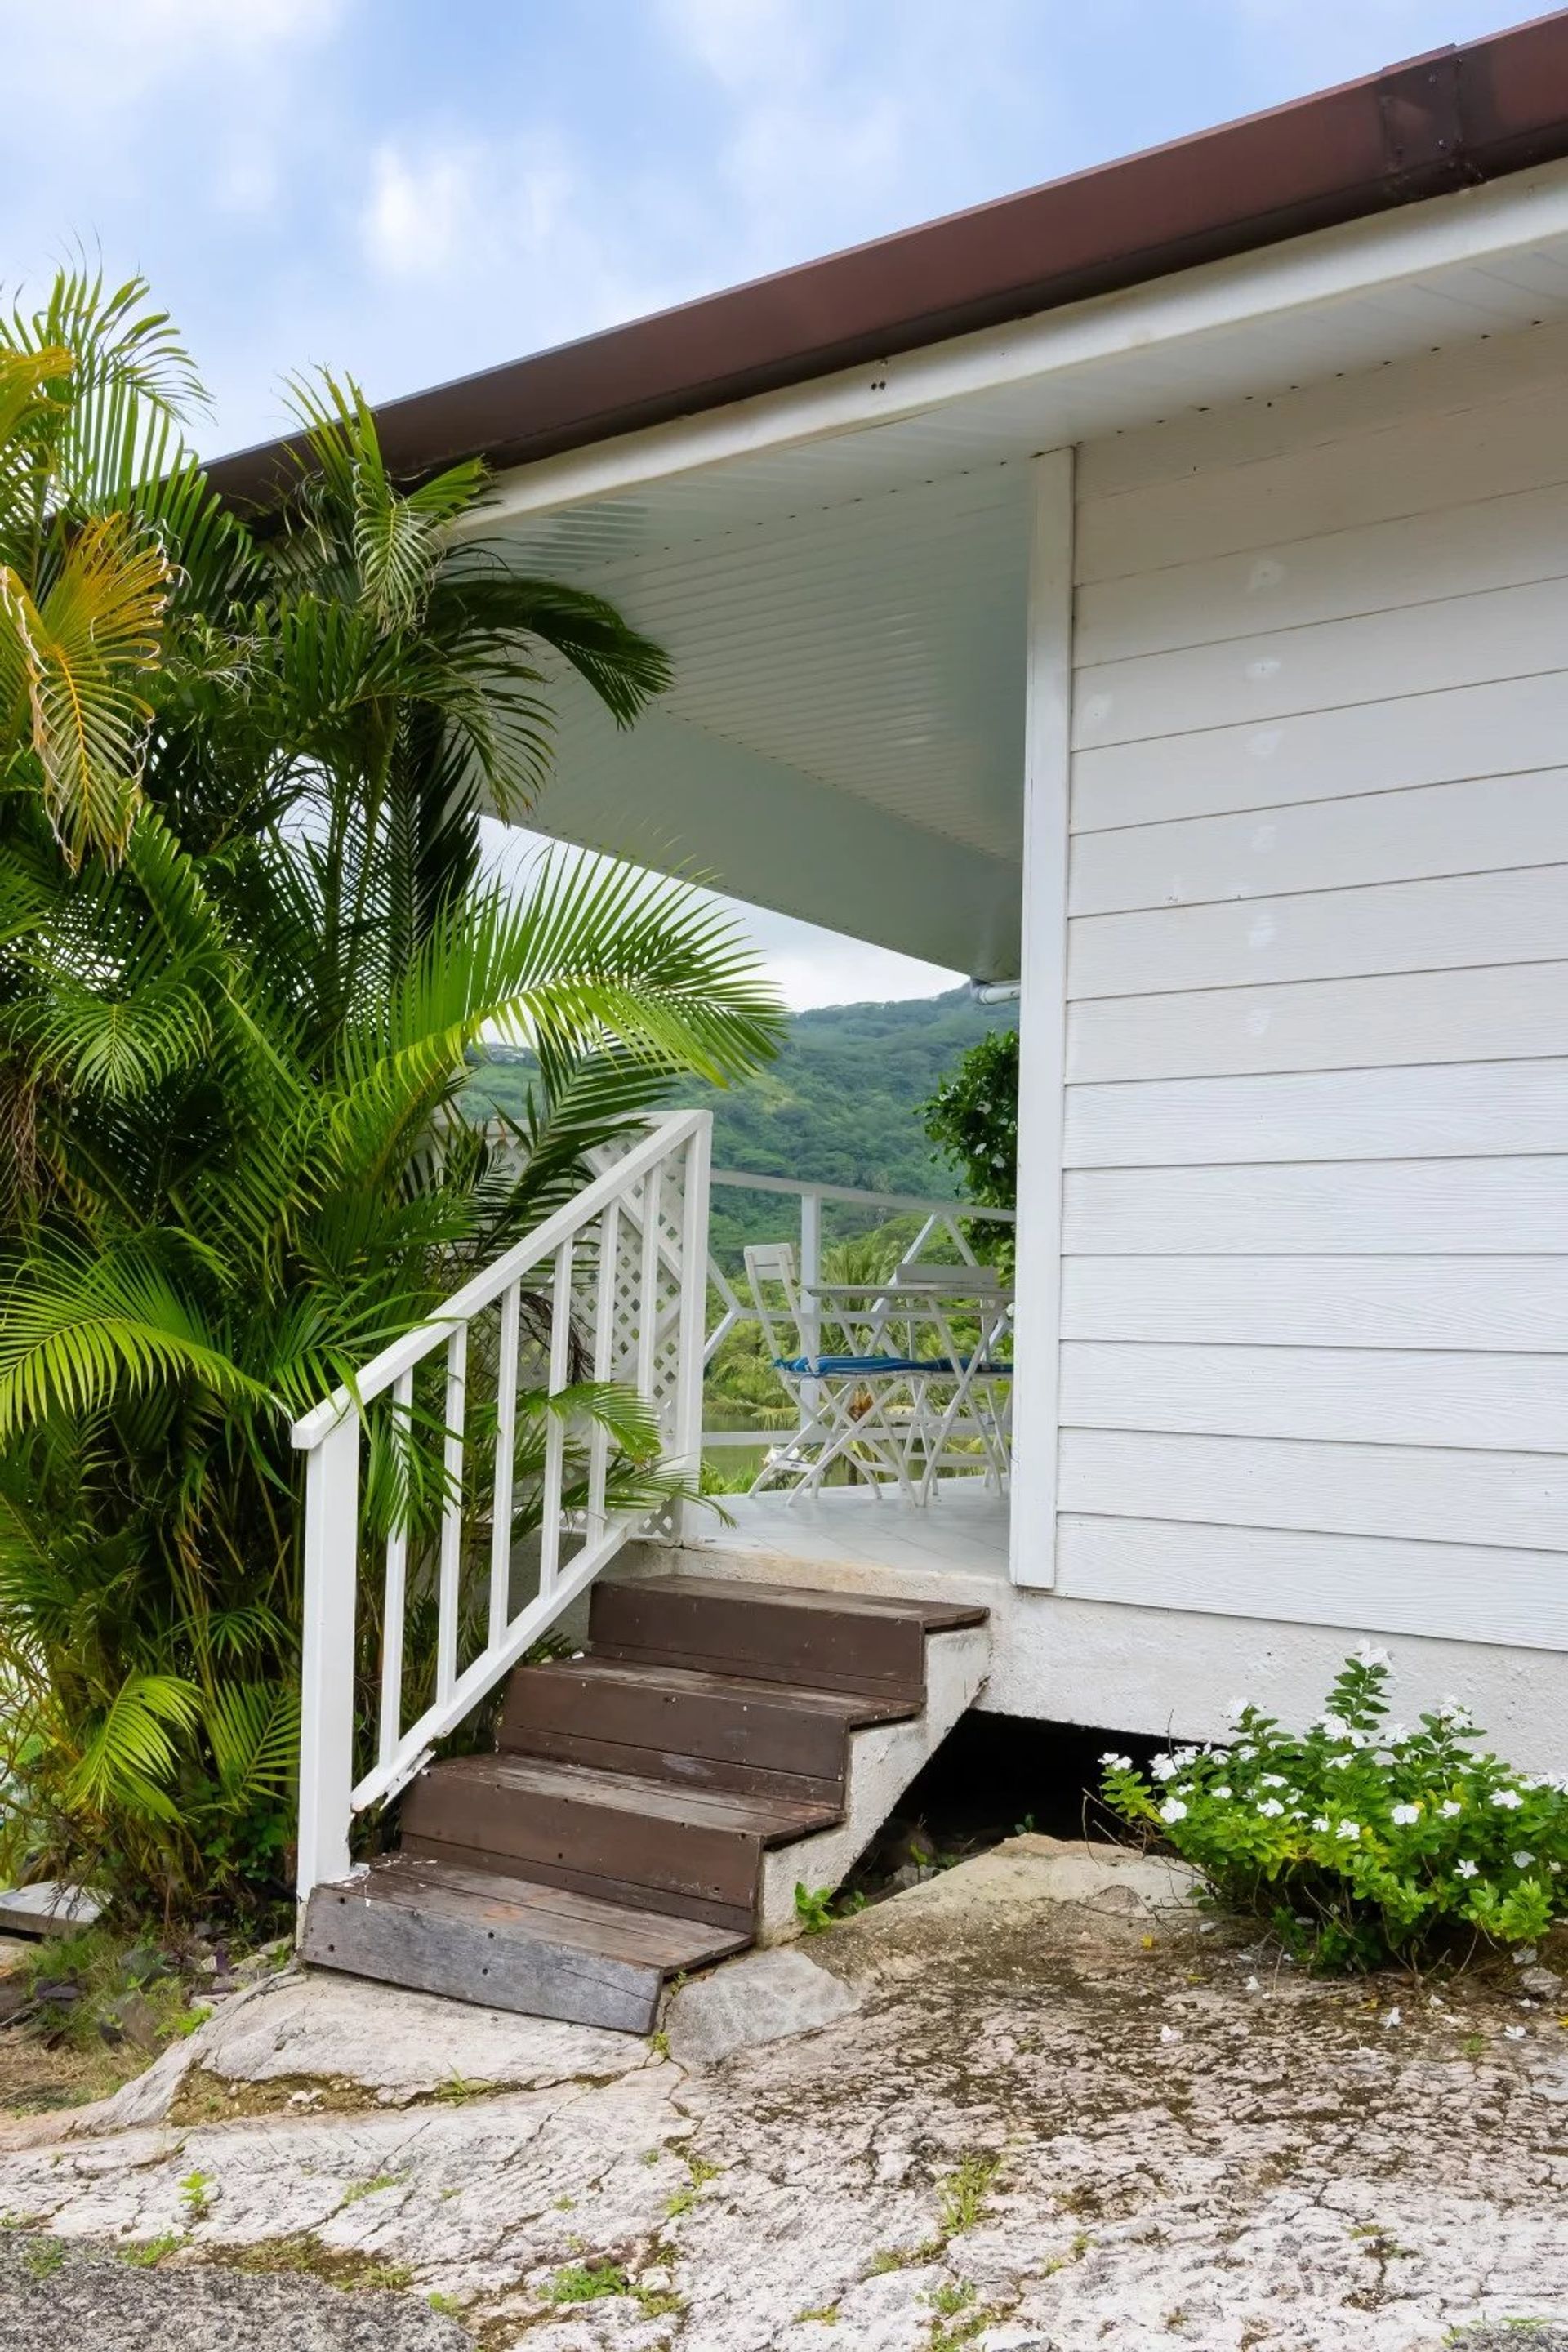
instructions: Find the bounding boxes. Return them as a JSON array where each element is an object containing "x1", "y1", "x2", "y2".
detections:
[
  {"x1": 1062, "y1": 1158, "x2": 1568, "y2": 1254},
  {"x1": 1057, "y1": 1517, "x2": 1568, "y2": 1650},
  {"x1": 1061, "y1": 1257, "x2": 1568, "y2": 1352},
  {"x1": 1052, "y1": 351, "x2": 1568, "y2": 1654},
  {"x1": 1076, "y1": 380, "x2": 1568, "y2": 581},
  {"x1": 1060, "y1": 1343, "x2": 1568, "y2": 1454},
  {"x1": 1076, "y1": 483, "x2": 1568, "y2": 666},
  {"x1": 1067, "y1": 864, "x2": 1568, "y2": 999},
  {"x1": 1060, "y1": 1429, "x2": 1568, "y2": 1553},
  {"x1": 1072, "y1": 671, "x2": 1568, "y2": 831},
  {"x1": 1067, "y1": 769, "x2": 1568, "y2": 917},
  {"x1": 1074, "y1": 574, "x2": 1568, "y2": 751},
  {"x1": 1063, "y1": 1060, "x2": 1568, "y2": 1168},
  {"x1": 1067, "y1": 960, "x2": 1568, "y2": 1083}
]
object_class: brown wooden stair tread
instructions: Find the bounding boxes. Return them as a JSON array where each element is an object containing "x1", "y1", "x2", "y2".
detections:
[
  {"x1": 506, "y1": 1655, "x2": 921, "y2": 1725},
  {"x1": 605, "y1": 1574, "x2": 988, "y2": 1629},
  {"x1": 409, "y1": 1752, "x2": 842, "y2": 1842},
  {"x1": 312, "y1": 1853, "x2": 748, "y2": 1968},
  {"x1": 300, "y1": 1854, "x2": 747, "y2": 2030}
]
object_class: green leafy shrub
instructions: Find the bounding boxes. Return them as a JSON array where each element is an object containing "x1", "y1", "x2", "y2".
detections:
[{"x1": 1100, "y1": 1647, "x2": 1568, "y2": 1971}]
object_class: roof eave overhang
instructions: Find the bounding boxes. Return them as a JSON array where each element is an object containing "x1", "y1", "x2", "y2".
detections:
[{"x1": 207, "y1": 11, "x2": 1568, "y2": 509}]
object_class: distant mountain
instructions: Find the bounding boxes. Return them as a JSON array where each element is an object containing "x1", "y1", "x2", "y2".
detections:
[{"x1": 465, "y1": 986, "x2": 1014, "y2": 1263}]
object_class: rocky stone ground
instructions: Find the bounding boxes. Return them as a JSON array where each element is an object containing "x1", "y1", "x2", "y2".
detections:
[{"x1": 0, "y1": 1838, "x2": 1563, "y2": 2351}]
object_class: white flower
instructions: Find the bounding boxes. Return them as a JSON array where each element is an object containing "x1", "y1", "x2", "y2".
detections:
[
  {"x1": 1504, "y1": 2025, "x2": 1527, "y2": 2042},
  {"x1": 1383, "y1": 2006, "x2": 1401, "y2": 2029},
  {"x1": 1312, "y1": 1816, "x2": 1331, "y2": 1833},
  {"x1": 1235, "y1": 1744, "x2": 1257, "y2": 1761},
  {"x1": 1512, "y1": 1851, "x2": 1536, "y2": 1869},
  {"x1": 1174, "y1": 1747, "x2": 1200, "y2": 1767},
  {"x1": 1439, "y1": 1695, "x2": 1475, "y2": 1729},
  {"x1": 1385, "y1": 1723, "x2": 1408, "y2": 1745},
  {"x1": 1353, "y1": 1642, "x2": 1392, "y2": 1669},
  {"x1": 1327, "y1": 1755, "x2": 1352, "y2": 1771},
  {"x1": 1335, "y1": 1820, "x2": 1361, "y2": 1841},
  {"x1": 1160, "y1": 1798, "x2": 1188, "y2": 1824},
  {"x1": 1318, "y1": 1713, "x2": 1351, "y2": 1739},
  {"x1": 1490, "y1": 1788, "x2": 1524, "y2": 1811},
  {"x1": 1260, "y1": 1774, "x2": 1287, "y2": 1789},
  {"x1": 1099, "y1": 1753, "x2": 1132, "y2": 1771},
  {"x1": 1390, "y1": 1803, "x2": 1420, "y2": 1825},
  {"x1": 1552, "y1": 1862, "x2": 1564, "y2": 1876},
  {"x1": 1151, "y1": 1754, "x2": 1178, "y2": 1783},
  {"x1": 1438, "y1": 1800, "x2": 1463, "y2": 1819},
  {"x1": 1257, "y1": 1798, "x2": 1285, "y2": 1819},
  {"x1": 1455, "y1": 1860, "x2": 1479, "y2": 1880},
  {"x1": 1211, "y1": 1784, "x2": 1232, "y2": 1800}
]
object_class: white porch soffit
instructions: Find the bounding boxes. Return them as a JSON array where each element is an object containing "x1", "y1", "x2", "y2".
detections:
[{"x1": 488, "y1": 161, "x2": 1568, "y2": 982}]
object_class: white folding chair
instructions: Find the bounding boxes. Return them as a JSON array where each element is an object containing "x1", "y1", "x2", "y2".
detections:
[{"x1": 743, "y1": 1242, "x2": 925, "y2": 1502}]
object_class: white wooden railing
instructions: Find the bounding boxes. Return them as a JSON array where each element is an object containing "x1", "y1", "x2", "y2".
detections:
[
  {"x1": 702, "y1": 1171, "x2": 1016, "y2": 1447},
  {"x1": 291, "y1": 1109, "x2": 711, "y2": 1904}
]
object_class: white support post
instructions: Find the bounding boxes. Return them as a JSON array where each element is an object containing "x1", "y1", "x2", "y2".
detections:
[
  {"x1": 296, "y1": 1409, "x2": 359, "y2": 1906},
  {"x1": 798, "y1": 1185, "x2": 823, "y2": 1427},
  {"x1": 674, "y1": 1116, "x2": 713, "y2": 1539},
  {"x1": 1009, "y1": 444, "x2": 1074, "y2": 1590}
]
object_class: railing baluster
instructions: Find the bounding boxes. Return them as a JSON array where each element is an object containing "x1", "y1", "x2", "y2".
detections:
[
  {"x1": 587, "y1": 1199, "x2": 619, "y2": 1542},
  {"x1": 635, "y1": 1161, "x2": 662, "y2": 1402},
  {"x1": 436, "y1": 1325, "x2": 466, "y2": 1705},
  {"x1": 379, "y1": 1369, "x2": 413, "y2": 1771},
  {"x1": 538, "y1": 1238, "x2": 575, "y2": 1601},
  {"x1": 488, "y1": 1282, "x2": 521, "y2": 1652},
  {"x1": 673, "y1": 1122, "x2": 713, "y2": 1535}
]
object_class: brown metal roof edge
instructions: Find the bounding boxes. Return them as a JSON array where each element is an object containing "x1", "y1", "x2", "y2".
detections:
[{"x1": 207, "y1": 8, "x2": 1568, "y2": 509}]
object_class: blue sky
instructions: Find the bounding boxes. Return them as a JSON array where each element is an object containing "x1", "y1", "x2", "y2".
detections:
[{"x1": 7, "y1": 0, "x2": 1535, "y2": 1005}]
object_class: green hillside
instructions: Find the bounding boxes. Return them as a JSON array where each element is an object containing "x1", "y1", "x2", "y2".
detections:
[{"x1": 465, "y1": 985, "x2": 1013, "y2": 1264}]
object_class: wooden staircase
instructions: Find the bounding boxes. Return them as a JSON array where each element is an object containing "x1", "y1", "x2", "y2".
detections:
[{"x1": 300, "y1": 1574, "x2": 988, "y2": 2030}]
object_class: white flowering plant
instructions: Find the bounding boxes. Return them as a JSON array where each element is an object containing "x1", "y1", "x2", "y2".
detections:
[{"x1": 1099, "y1": 1648, "x2": 1568, "y2": 1971}]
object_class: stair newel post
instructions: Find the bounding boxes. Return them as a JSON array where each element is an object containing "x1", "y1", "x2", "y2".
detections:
[
  {"x1": 296, "y1": 1406, "x2": 360, "y2": 1909},
  {"x1": 673, "y1": 1115, "x2": 713, "y2": 1533}
]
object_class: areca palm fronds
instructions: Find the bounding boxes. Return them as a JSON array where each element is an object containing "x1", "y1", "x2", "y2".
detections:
[{"x1": 0, "y1": 274, "x2": 783, "y2": 1916}]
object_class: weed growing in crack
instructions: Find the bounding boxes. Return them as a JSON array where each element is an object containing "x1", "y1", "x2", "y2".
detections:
[
  {"x1": 431, "y1": 2074, "x2": 485, "y2": 2106},
  {"x1": 664, "y1": 2188, "x2": 696, "y2": 2219},
  {"x1": 338, "y1": 2172, "x2": 403, "y2": 2209},
  {"x1": 547, "y1": 2261, "x2": 630, "y2": 2304},
  {"x1": 118, "y1": 2234, "x2": 180, "y2": 2269},
  {"x1": 795, "y1": 2303, "x2": 840, "y2": 2324},
  {"x1": 23, "y1": 2242, "x2": 65, "y2": 2280},
  {"x1": 936, "y1": 2154, "x2": 1001, "y2": 2236},
  {"x1": 179, "y1": 2169, "x2": 214, "y2": 2223},
  {"x1": 685, "y1": 2152, "x2": 722, "y2": 2186}
]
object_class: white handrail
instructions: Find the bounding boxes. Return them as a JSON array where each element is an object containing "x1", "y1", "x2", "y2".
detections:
[{"x1": 293, "y1": 1108, "x2": 712, "y2": 1905}]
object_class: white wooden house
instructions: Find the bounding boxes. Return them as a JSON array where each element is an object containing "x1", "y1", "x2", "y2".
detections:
[{"x1": 225, "y1": 17, "x2": 1568, "y2": 2019}]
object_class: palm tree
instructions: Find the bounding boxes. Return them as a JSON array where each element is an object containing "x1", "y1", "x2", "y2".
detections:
[{"x1": 0, "y1": 275, "x2": 782, "y2": 1916}]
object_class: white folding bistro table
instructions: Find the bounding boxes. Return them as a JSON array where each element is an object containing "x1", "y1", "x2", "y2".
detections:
[{"x1": 804, "y1": 1266, "x2": 1013, "y2": 1502}]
